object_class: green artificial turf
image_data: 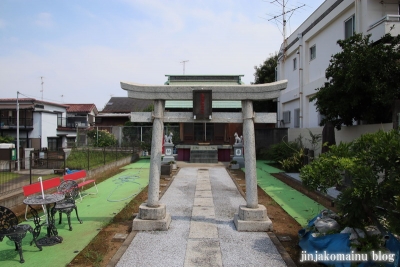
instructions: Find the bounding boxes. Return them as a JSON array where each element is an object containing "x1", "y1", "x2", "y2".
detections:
[
  {"x1": 253, "y1": 161, "x2": 325, "y2": 227},
  {"x1": 0, "y1": 159, "x2": 150, "y2": 266}
]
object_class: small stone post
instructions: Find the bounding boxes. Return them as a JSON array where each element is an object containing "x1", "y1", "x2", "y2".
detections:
[{"x1": 24, "y1": 148, "x2": 34, "y2": 169}]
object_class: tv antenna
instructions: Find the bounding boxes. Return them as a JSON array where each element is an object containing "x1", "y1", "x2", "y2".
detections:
[
  {"x1": 40, "y1": 76, "x2": 45, "y2": 100},
  {"x1": 180, "y1": 60, "x2": 189, "y2": 75},
  {"x1": 266, "y1": 1, "x2": 306, "y2": 60}
]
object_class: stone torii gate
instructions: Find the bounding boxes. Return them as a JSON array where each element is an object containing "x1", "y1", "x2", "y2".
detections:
[{"x1": 121, "y1": 80, "x2": 287, "y2": 231}]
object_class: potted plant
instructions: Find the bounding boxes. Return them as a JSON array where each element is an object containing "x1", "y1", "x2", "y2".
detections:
[
  {"x1": 169, "y1": 160, "x2": 177, "y2": 170},
  {"x1": 230, "y1": 160, "x2": 240, "y2": 170}
]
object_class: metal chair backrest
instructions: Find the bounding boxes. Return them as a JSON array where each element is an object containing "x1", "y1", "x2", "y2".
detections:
[
  {"x1": 58, "y1": 180, "x2": 79, "y2": 200},
  {"x1": 0, "y1": 206, "x2": 19, "y2": 235}
]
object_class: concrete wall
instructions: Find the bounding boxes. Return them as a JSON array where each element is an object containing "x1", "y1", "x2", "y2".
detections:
[
  {"x1": 0, "y1": 154, "x2": 138, "y2": 210},
  {"x1": 288, "y1": 123, "x2": 393, "y2": 155},
  {"x1": 255, "y1": 128, "x2": 289, "y2": 154}
]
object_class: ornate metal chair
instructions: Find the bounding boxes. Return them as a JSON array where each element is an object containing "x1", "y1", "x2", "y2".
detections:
[
  {"x1": 51, "y1": 180, "x2": 83, "y2": 231},
  {"x1": 0, "y1": 206, "x2": 42, "y2": 263}
]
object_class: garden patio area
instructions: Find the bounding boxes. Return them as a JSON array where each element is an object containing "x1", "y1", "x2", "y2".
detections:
[{"x1": 0, "y1": 159, "x2": 150, "y2": 266}]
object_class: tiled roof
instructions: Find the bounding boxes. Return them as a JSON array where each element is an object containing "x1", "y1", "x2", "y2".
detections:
[
  {"x1": 65, "y1": 104, "x2": 98, "y2": 114},
  {"x1": 0, "y1": 98, "x2": 36, "y2": 102},
  {"x1": 100, "y1": 97, "x2": 153, "y2": 113},
  {"x1": 0, "y1": 98, "x2": 69, "y2": 108}
]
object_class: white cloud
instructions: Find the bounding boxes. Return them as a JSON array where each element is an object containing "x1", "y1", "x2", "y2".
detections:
[{"x1": 35, "y1": 12, "x2": 54, "y2": 28}]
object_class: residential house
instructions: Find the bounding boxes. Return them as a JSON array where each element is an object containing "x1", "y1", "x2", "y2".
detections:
[
  {"x1": 276, "y1": 0, "x2": 400, "y2": 128},
  {"x1": 0, "y1": 98, "x2": 99, "y2": 151},
  {"x1": 0, "y1": 98, "x2": 68, "y2": 150},
  {"x1": 96, "y1": 97, "x2": 153, "y2": 127},
  {"x1": 57, "y1": 104, "x2": 98, "y2": 147}
]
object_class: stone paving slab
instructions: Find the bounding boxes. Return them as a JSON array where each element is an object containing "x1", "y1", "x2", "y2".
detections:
[
  {"x1": 195, "y1": 190, "x2": 212, "y2": 198},
  {"x1": 193, "y1": 197, "x2": 214, "y2": 207},
  {"x1": 184, "y1": 239, "x2": 223, "y2": 267}
]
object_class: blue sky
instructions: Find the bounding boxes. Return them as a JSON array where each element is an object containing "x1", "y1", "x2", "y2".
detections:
[{"x1": 0, "y1": 0, "x2": 324, "y2": 110}]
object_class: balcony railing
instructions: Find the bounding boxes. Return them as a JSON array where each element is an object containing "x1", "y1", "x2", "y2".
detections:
[
  {"x1": 58, "y1": 117, "x2": 89, "y2": 128},
  {"x1": 369, "y1": 15, "x2": 400, "y2": 30},
  {"x1": 0, "y1": 117, "x2": 33, "y2": 129},
  {"x1": 368, "y1": 15, "x2": 400, "y2": 42}
]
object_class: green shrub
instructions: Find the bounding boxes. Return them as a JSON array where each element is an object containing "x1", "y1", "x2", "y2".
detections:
[
  {"x1": 300, "y1": 129, "x2": 400, "y2": 235},
  {"x1": 261, "y1": 141, "x2": 302, "y2": 163}
]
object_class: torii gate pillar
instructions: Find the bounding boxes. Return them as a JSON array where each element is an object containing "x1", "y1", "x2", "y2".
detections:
[
  {"x1": 233, "y1": 100, "x2": 272, "y2": 231},
  {"x1": 132, "y1": 100, "x2": 172, "y2": 231}
]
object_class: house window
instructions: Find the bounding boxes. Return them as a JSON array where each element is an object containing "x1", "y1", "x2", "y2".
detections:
[
  {"x1": 293, "y1": 58, "x2": 297, "y2": 70},
  {"x1": 57, "y1": 113, "x2": 64, "y2": 127},
  {"x1": 282, "y1": 111, "x2": 291, "y2": 124},
  {"x1": 294, "y1": 108, "x2": 300, "y2": 128},
  {"x1": 48, "y1": 138, "x2": 59, "y2": 151},
  {"x1": 310, "y1": 45, "x2": 316, "y2": 61},
  {"x1": 345, "y1": 15, "x2": 355, "y2": 39}
]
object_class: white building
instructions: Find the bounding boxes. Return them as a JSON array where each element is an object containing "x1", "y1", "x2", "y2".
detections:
[
  {"x1": 0, "y1": 98, "x2": 98, "y2": 150},
  {"x1": 276, "y1": 0, "x2": 400, "y2": 128}
]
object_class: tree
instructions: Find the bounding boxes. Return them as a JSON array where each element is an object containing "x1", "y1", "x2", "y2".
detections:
[
  {"x1": 86, "y1": 129, "x2": 116, "y2": 147},
  {"x1": 253, "y1": 53, "x2": 278, "y2": 84},
  {"x1": 300, "y1": 129, "x2": 400, "y2": 234},
  {"x1": 253, "y1": 53, "x2": 278, "y2": 112},
  {"x1": 0, "y1": 135, "x2": 14, "y2": 143},
  {"x1": 310, "y1": 33, "x2": 400, "y2": 129}
]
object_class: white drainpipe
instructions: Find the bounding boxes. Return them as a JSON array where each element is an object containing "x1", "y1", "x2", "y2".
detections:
[{"x1": 298, "y1": 33, "x2": 304, "y2": 128}]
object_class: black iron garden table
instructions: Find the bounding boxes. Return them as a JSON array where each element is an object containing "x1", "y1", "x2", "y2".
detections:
[{"x1": 23, "y1": 194, "x2": 65, "y2": 247}]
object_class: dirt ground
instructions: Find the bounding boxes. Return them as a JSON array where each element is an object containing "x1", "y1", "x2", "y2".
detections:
[{"x1": 13, "y1": 167, "x2": 336, "y2": 267}]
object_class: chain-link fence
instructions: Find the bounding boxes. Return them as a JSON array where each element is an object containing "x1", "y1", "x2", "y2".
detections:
[
  {"x1": 0, "y1": 125, "x2": 180, "y2": 196},
  {"x1": 76, "y1": 125, "x2": 180, "y2": 150},
  {"x1": 0, "y1": 146, "x2": 135, "y2": 196}
]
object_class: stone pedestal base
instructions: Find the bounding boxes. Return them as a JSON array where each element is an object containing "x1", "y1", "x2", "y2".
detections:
[
  {"x1": 233, "y1": 204, "x2": 273, "y2": 232},
  {"x1": 232, "y1": 144, "x2": 245, "y2": 168},
  {"x1": 132, "y1": 203, "x2": 171, "y2": 231},
  {"x1": 163, "y1": 143, "x2": 175, "y2": 163},
  {"x1": 162, "y1": 156, "x2": 175, "y2": 163},
  {"x1": 232, "y1": 157, "x2": 245, "y2": 168}
]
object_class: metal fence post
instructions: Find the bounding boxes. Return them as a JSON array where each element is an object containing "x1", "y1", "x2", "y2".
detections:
[
  {"x1": 29, "y1": 152, "x2": 32, "y2": 184},
  {"x1": 103, "y1": 147, "x2": 106, "y2": 165},
  {"x1": 87, "y1": 147, "x2": 90, "y2": 170}
]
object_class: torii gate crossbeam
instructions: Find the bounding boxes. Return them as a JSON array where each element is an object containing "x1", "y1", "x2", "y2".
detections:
[{"x1": 121, "y1": 80, "x2": 288, "y2": 231}]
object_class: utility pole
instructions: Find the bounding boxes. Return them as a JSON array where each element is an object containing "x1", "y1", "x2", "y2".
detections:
[
  {"x1": 267, "y1": 0, "x2": 305, "y2": 61},
  {"x1": 180, "y1": 60, "x2": 189, "y2": 75},
  {"x1": 17, "y1": 91, "x2": 20, "y2": 171}
]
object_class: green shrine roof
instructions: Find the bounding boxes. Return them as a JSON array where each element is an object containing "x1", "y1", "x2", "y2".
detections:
[{"x1": 164, "y1": 75, "x2": 245, "y2": 85}]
